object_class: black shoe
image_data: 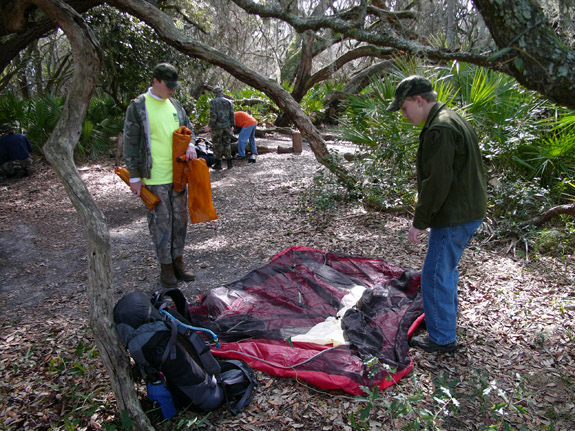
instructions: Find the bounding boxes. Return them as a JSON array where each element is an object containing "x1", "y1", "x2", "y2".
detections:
[
  {"x1": 213, "y1": 160, "x2": 222, "y2": 170},
  {"x1": 235, "y1": 155, "x2": 245, "y2": 160},
  {"x1": 227, "y1": 159, "x2": 233, "y2": 169},
  {"x1": 409, "y1": 335, "x2": 458, "y2": 353}
]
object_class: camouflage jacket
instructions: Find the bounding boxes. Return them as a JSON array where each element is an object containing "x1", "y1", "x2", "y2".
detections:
[
  {"x1": 123, "y1": 93, "x2": 193, "y2": 179},
  {"x1": 208, "y1": 95, "x2": 235, "y2": 130}
]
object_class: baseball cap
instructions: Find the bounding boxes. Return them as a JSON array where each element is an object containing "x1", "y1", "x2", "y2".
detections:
[
  {"x1": 153, "y1": 63, "x2": 181, "y2": 90},
  {"x1": 386, "y1": 75, "x2": 433, "y2": 112}
]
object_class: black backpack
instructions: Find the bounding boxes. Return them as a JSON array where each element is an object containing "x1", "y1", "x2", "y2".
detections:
[{"x1": 113, "y1": 289, "x2": 257, "y2": 418}]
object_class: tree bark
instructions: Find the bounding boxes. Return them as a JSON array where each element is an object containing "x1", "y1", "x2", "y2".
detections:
[
  {"x1": 27, "y1": 0, "x2": 154, "y2": 429},
  {"x1": 472, "y1": 0, "x2": 575, "y2": 109}
]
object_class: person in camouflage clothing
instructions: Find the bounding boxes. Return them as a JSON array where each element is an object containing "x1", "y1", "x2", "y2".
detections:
[
  {"x1": 206, "y1": 86, "x2": 235, "y2": 170},
  {"x1": 0, "y1": 123, "x2": 33, "y2": 179},
  {"x1": 123, "y1": 63, "x2": 198, "y2": 288}
]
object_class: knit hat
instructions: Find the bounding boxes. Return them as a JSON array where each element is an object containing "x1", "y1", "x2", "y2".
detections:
[
  {"x1": 386, "y1": 75, "x2": 433, "y2": 112},
  {"x1": 213, "y1": 86, "x2": 223, "y2": 95}
]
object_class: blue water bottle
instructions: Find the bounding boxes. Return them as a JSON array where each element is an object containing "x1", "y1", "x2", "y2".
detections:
[{"x1": 147, "y1": 379, "x2": 177, "y2": 419}]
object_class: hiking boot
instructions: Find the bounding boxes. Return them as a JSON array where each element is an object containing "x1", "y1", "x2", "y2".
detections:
[
  {"x1": 235, "y1": 155, "x2": 245, "y2": 160},
  {"x1": 227, "y1": 159, "x2": 233, "y2": 169},
  {"x1": 173, "y1": 256, "x2": 195, "y2": 281},
  {"x1": 160, "y1": 263, "x2": 178, "y2": 287},
  {"x1": 213, "y1": 159, "x2": 222, "y2": 170},
  {"x1": 409, "y1": 335, "x2": 458, "y2": 353},
  {"x1": 248, "y1": 155, "x2": 256, "y2": 164}
]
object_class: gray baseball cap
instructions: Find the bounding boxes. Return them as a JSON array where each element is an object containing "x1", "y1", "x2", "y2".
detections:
[
  {"x1": 386, "y1": 75, "x2": 433, "y2": 112},
  {"x1": 153, "y1": 63, "x2": 181, "y2": 90}
]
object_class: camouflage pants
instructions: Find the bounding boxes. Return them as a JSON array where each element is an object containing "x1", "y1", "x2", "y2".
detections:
[
  {"x1": 0, "y1": 158, "x2": 32, "y2": 178},
  {"x1": 211, "y1": 127, "x2": 232, "y2": 160},
  {"x1": 146, "y1": 184, "x2": 188, "y2": 264}
]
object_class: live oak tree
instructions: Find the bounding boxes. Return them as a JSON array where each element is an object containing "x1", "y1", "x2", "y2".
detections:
[{"x1": 1, "y1": 0, "x2": 573, "y2": 428}]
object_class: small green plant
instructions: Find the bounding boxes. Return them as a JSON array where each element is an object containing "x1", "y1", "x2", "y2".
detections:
[{"x1": 349, "y1": 358, "x2": 461, "y2": 431}]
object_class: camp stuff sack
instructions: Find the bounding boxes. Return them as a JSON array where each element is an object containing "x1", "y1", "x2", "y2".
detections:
[{"x1": 113, "y1": 289, "x2": 256, "y2": 419}]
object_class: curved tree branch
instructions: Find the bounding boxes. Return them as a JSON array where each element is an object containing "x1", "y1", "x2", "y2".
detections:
[
  {"x1": 520, "y1": 202, "x2": 575, "y2": 227},
  {"x1": 305, "y1": 45, "x2": 394, "y2": 91},
  {"x1": 0, "y1": 0, "x2": 103, "y2": 73}
]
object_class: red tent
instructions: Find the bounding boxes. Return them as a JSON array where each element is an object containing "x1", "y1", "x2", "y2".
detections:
[{"x1": 188, "y1": 246, "x2": 424, "y2": 395}]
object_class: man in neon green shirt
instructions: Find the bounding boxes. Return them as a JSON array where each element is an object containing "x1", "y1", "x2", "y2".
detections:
[{"x1": 123, "y1": 63, "x2": 198, "y2": 287}]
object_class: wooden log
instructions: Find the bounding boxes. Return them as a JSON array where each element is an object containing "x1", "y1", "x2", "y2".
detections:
[
  {"x1": 278, "y1": 146, "x2": 294, "y2": 154},
  {"x1": 292, "y1": 132, "x2": 302, "y2": 154}
]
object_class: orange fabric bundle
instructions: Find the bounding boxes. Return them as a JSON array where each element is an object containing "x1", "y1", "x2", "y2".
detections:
[
  {"x1": 187, "y1": 158, "x2": 218, "y2": 224},
  {"x1": 173, "y1": 126, "x2": 193, "y2": 192},
  {"x1": 115, "y1": 167, "x2": 161, "y2": 211}
]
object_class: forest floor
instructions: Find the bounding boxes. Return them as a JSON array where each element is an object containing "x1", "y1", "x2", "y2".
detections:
[{"x1": 0, "y1": 134, "x2": 574, "y2": 431}]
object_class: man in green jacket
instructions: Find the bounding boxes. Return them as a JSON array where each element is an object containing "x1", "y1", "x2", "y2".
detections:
[
  {"x1": 387, "y1": 75, "x2": 487, "y2": 353},
  {"x1": 123, "y1": 63, "x2": 198, "y2": 288}
]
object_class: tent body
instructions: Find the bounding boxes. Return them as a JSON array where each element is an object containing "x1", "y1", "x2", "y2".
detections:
[{"x1": 188, "y1": 246, "x2": 424, "y2": 395}]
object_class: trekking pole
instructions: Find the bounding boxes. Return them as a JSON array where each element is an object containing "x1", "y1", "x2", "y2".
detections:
[{"x1": 160, "y1": 310, "x2": 221, "y2": 348}]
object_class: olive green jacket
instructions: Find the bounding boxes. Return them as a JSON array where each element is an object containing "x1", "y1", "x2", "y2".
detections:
[
  {"x1": 208, "y1": 95, "x2": 235, "y2": 130},
  {"x1": 123, "y1": 93, "x2": 193, "y2": 180},
  {"x1": 413, "y1": 103, "x2": 487, "y2": 229}
]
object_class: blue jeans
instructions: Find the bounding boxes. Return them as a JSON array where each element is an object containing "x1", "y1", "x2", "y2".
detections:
[
  {"x1": 421, "y1": 219, "x2": 483, "y2": 345},
  {"x1": 237, "y1": 125, "x2": 257, "y2": 157}
]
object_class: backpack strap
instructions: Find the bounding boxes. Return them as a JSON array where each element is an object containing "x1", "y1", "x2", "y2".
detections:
[
  {"x1": 152, "y1": 288, "x2": 191, "y2": 320},
  {"x1": 221, "y1": 360, "x2": 257, "y2": 415},
  {"x1": 159, "y1": 309, "x2": 222, "y2": 376},
  {"x1": 161, "y1": 318, "x2": 179, "y2": 364},
  {"x1": 187, "y1": 332, "x2": 221, "y2": 377}
]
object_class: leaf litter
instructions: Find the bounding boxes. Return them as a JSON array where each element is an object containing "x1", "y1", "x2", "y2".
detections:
[{"x1": 0, "y1": 135, "x2": 573, "y2": 430}]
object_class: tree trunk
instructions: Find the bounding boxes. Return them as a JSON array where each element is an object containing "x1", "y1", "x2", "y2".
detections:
[
  {"x1": 460, "y1": 0, "x2": 575, "y2": 109},
  {"x1": 29, "y1": 0, "x2": 154, "y2": 429}
]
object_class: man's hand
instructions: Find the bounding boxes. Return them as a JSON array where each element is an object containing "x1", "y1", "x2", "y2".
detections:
[
  {"x1": 204, "y1": 125, "x2": 210, "y2": 133},
  {"x1": 186, "y1": 145, "x2": 198, "y2": 160},
  {"x1": 409, "y1": 226, "x2": 424, "y2": 244},
  {"x1": 130, "y1": 180, "x2": 143, "y2": 197}
]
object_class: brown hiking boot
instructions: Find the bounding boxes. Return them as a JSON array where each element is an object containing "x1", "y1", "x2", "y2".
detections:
[
  {"x1": 173, "y1": 256, "x2": 195, "y2": 281},
  {"x1": 160, "y1": 263, "x2": 178, "y2": 287}
]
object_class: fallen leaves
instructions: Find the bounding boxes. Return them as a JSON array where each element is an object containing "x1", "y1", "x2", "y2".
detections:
[{"x1": 1, "y1": 138, "x2": 574, "y2": 430}]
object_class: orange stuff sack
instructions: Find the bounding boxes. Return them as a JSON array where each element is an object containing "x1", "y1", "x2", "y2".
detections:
[
  {"x1": 187, "y1": 158, "x2": 218, "y2": 224},
  {"x1": 115, "y1": 167, "x2": 161, "y2": 211},
  {"x1": 173, "y1": 126, "x2": 193, "y2": 192}
]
